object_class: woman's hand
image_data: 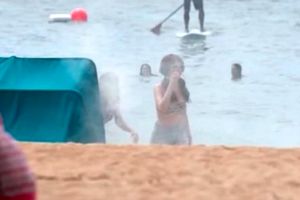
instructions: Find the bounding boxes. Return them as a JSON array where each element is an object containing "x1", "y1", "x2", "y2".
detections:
[
  {"x1": 169, "y1": 70, "x2": 181, "y2": 84},
  {"x1": 169, "y1": 70, "x2": 181, "y2": 93}
]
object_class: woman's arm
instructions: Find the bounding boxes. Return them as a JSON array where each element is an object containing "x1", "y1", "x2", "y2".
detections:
[
  {"x1": 155, "y1": 72, "x2": 180, "y2": 112},
  {"x1": 114, "y1": 107, "x2": 139, "y2": 143},
  {"x1": 154, "y1": 85, "x2": 172, "y2": 113}
]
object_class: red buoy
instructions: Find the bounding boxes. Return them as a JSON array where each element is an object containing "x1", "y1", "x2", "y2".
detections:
[{"x1": 71, "y1": 8, "x2": 88, "y2": 22}]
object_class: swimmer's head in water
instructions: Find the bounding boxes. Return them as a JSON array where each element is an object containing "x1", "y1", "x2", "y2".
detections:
[
  {"x1": 140, "y1": 64, "x2": 152, "y2": 77},
  {"x1": 159, "y1": 54, "x2": 185, "y2": 77},
  {"x1": 231, "y1": 63, "x2": 242, "y2": 80}
]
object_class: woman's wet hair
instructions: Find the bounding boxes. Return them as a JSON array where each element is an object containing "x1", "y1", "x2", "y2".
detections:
[
  {"x1": 232, "y1": 63, "x2": 242, "y2": 72},
  {"x1": 100, "y1": 72, "x2": 120, "y2": 105},
  {"x1": 231, "y1": 63, "x2": 242, "y2": 80},
  {"x1": 140, "y1": 64, "x2": 152, "y2": 76},
  {"x1": 100, "y1": 72, "x2": 118, "y2": 82},
  {"x1": 159, "y1": 54, "x2": 185, "y2": 76}
]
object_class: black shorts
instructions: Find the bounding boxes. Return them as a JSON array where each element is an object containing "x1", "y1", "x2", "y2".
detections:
[{"x1": 184, "y1": 0, "x2": 203, "y2": 11}]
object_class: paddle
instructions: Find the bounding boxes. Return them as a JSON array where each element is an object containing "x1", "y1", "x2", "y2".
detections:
[{"x1": 150, "y1": 4, "x2": 184, "y2": 35}]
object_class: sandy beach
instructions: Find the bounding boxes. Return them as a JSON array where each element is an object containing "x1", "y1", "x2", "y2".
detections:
[{"x1": 20, "y1": 143, "x2": 300, "y2": 200}]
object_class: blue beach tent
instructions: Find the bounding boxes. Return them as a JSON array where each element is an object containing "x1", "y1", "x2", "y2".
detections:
[{"x1": 0, "y1": 56, "x2": 105, "y2": 143}]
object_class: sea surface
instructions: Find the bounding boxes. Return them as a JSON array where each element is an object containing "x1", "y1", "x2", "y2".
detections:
[{"x1": 1, "y1": 0, "x2": 300, "y2": 146}]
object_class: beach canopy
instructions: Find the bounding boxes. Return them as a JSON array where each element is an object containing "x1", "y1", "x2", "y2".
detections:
[{"x1": 0, "y1": 56, "x2": 105, "y2": 143}]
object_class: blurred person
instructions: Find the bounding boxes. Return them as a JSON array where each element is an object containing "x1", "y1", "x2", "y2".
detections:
[
  {"x1": 100, "y1": 72, "x2": 139, "y2": 143},
  {"x1": 0, "y1": 116, "x2": 36, "y2": 200}
]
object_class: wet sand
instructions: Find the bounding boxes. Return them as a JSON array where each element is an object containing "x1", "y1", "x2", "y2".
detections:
[{"x1": 20, "y1": 143, "x2": 300, "y2": 200}]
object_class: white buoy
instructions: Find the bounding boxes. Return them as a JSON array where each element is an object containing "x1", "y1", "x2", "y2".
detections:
[{"x1": 48, "y1": 14, "x2": 71, "y2": 23}]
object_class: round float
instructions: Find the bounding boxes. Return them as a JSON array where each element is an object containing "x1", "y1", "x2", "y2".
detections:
[{"x1": 70, "y1": 8, "x2": 88, "y2": 22}]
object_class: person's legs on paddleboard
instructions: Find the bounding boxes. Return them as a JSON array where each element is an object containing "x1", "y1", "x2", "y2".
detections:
[
  {"x1": 184, "y1": 0, "x2": 205, "y2": 32},
  {"x1": 184, "y1": 0, "x2": 191, "y2": 33},
  {"x1": 193, "y1": 0, "x2": 205, "y2": 32}
]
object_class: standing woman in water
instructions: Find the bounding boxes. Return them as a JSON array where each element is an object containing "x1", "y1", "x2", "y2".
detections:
[
  {"x1": 100, "y1": 72, "x2": 139, "y2": 144},
  {"x1": 151, "y1": 54, "x2": 192, "y2": 145}
]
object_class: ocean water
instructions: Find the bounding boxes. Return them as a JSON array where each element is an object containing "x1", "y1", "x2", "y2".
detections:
[{"x1": 1, "y1": 0, "x2": 300, "y2": 146}]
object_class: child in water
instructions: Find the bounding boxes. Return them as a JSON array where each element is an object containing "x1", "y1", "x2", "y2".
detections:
[{"x1": 151, "y1": 54, "x2": 192, "y2": 145}]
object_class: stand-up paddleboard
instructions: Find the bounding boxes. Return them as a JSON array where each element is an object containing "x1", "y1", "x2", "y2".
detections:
[{"x1": 176, "y1": 29, "x2": 211, "y2": 39}]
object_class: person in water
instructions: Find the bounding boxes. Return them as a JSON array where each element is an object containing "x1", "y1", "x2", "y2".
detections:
[
  {"x1": 139, "y1": 64, "x2": 157, "y2": 77},
  {"x1": 100, "y1": 72, "x2": 139, "y2": 143},
  {"x1": 0, "y1": 116, "x2": 36, "y2": 200},
  {"x1": 231, "y1": 63, "x2": 242, "y2": 81},
  {"x1": 184, "y1": 0, "x2": 205, "y2": 32},
  {"x1": 139, "y1": 64, "x2": 158, "y2": 82},
  {"x1": 151, "y1": 54, "x2": 192, "y2": 145}
]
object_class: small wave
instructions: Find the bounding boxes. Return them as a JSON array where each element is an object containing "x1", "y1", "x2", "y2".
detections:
[
  {"x1": 218, "y1": 110, "x2": 241, "y2": 115},
  {"x1": 276, "y1": 119, "x2": 293, "y2": 124}
]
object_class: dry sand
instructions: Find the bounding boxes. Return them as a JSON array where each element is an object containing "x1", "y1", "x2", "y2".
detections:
[{"x1": 20, "y1": 143, "x2": 300, "y2": 200}]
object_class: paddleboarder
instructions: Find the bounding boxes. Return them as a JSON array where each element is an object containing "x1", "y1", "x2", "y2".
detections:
[{"x1": 184, "y1": 0, "x2": 205, "y2": 32}]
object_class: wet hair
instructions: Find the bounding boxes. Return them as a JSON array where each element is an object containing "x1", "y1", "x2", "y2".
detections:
[
  {"x1": 99, "y1": 72, "x2": 120, "y2": 106},
  {"x1": 140, "y1": 64, "x2": 152, "y2": 76},
  {"x1": 231, "y1": 63, "x2": 242, "y2": 80},
  {"x1": 159, "y1": 54, "x2": 185, "y2": 76},
  {"x1": 232, "y1": 63, "x2": 242, "y2": 72},
  {"x1": 100, "y1": 72, "x2": 118, "y2": 80}
]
